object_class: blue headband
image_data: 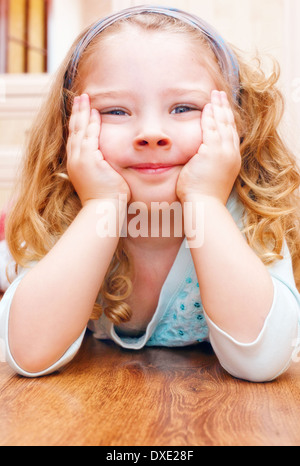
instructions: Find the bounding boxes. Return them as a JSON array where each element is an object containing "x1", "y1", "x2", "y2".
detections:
[{"x1": 64, "y1": 5, "x2": 240, "y2": 100}]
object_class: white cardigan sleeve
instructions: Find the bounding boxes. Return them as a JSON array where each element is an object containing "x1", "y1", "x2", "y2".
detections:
[
  {"x1": 205, "y1": 245, "x2": 300, "y2": 382},
  {"x1": 0, "y1": 266, "x2": 86, "y2": 377}
]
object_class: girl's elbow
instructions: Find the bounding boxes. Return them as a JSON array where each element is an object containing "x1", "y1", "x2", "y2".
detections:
[
  {"x1": 9, "y1": 344, "x2": 56, "y2": 376},
  {"x1": 220, "y1": 356, "x2": 293, "y2": 383}
]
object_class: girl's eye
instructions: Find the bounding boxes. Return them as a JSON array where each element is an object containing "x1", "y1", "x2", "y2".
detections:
[
  {"x1": 171, "y1": 106, "x2": 199, "y2": 114},
  {"x1": 102, "y1": 109, "x2": 127, "y2": 116}
]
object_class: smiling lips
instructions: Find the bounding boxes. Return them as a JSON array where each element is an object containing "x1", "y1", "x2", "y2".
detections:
[{"x1": 129, "y1": 164, "x2": 177, "y2": 174}]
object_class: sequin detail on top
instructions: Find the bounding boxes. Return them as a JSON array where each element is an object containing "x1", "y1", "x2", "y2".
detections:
[{"x1": 145, "y1": 266, "x2": 209, "y2": 347}]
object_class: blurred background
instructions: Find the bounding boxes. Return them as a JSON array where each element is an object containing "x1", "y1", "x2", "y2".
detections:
[{"x1": 0, "y1": 0, "x2": 299, "y2": 209}]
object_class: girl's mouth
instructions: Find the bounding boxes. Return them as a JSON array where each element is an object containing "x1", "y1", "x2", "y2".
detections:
[{"x1": 129, "y1": 164, "x2": 177, "y2": 175}]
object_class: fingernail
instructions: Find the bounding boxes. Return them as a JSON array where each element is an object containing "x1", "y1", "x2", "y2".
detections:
[{"x1": 211, "y1": 90, "x2": 221, "y2": 103}]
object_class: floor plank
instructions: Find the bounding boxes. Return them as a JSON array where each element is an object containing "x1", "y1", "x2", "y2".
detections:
[{"x1": 0, "y1": 329, "x2": 300, "y2": 446}]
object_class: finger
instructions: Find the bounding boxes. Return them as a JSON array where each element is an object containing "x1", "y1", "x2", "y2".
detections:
[
  {"x1": 202, "y1": 104, "x2": 217, "y2": 131},
  {"x1": 219, "y1": 93, "x2": 240, "y2": 149},
  {"x1": 81, "y1": 109, "x2": 103, "y2": 159},
  {"x1": 211, "y1": 91, "x2": 230, "y2": 126},
  {"x1": 85, "y1": 109, "x2": 101, "y2": 141},
  {"x1": 212, "y1": 91, "x2": 237, "y2": 133},
  {"x1": 67, "y1": 97, "x2": 81, "y2": 159},
  {"x1": 201, "y1": 104, "x2": 221, "y2": 146},
  {"x1": 211, "y1": 91, "x2": 237, "y2": 145},
  {"x1": 219, "y1": 91, "x2": 236, "y2": 126},
  {"x1": 68, "y1": 96, "x2": 80, "y2": 134},
  {"x1": 73, "y1": 94, "x2": 91, "y2": 135},
  {"x1": 232, "y1": 126, "x2": 241, "y2": 151},
  {"x1": 68, "y1": 94, "x2": 92, "y2": 160}
]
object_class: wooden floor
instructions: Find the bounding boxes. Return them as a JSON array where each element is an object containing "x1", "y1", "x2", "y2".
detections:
[{"x1": 1, "y1": 294, "x2": 300, "y2": 446}]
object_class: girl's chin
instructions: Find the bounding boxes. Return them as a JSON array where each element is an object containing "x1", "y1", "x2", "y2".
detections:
[{"x1": 129, "y1": 191, "x2": 179, "y2": 207}]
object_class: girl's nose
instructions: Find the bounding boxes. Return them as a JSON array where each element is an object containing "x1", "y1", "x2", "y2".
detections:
[{"x1": 133, "y1": 132, "x2": 172, "y2": 150}]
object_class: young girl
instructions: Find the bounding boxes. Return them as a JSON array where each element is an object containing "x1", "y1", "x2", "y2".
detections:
[{"x1": 0, "y1": 5, "x2": 299, "y2": 382}]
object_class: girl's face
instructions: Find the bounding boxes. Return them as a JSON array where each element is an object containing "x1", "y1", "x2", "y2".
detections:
[{"x1": 81, "y1": 27, "x2": 219, "y2": 205}]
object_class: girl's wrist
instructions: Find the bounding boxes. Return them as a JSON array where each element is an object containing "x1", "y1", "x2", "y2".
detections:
[
  {"x1": 82, "y1": 193, "x2": 129, "y2": 209},
  {"x1": 82, "y1": 196, "x2": 128, "y2": 220},
  {"x1": 81, "y1": 196, "x2": 128, "y2": 241},
  {"x1": 178, "y1": 192, "x2": 226, "y2": 207}
]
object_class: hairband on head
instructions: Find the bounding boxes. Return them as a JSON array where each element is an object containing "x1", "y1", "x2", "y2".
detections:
[{"x1": 63, "y1": 5, "x2": 240, "y2": 100}]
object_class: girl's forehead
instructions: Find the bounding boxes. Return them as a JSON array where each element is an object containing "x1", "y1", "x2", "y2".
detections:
[
  {"x1": 76, "y1": 24, "x2": 223, "y2": 97},
  {"x1": 86, "y1": 26, "x2": 213, "y2": 67},
  {"x1": 96, "y1": 25, "x2": 199, "y2": 47},
  {"x1": 80, "y1": 28, "x2": 219, "y2": 98}
]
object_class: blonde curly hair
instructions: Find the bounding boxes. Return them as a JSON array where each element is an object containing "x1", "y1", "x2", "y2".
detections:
[{"x1": 6, "y1": 12, "x2": 300, "y2": 325}]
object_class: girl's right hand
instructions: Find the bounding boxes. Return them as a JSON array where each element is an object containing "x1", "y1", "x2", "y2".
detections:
[{"x1": 67, "y1": 94, "x2": 131, "y2": 206}]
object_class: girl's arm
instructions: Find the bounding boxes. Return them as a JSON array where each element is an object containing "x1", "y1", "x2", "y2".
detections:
[
  {"x1": 177, "y1": 91, "x2": 274, "y2": 343},
  {"x1": 187, "y1": 196, "x2": 274, "y2": 342},
  {"x1": 8, "y1": 95, "x2": 130, "y2": 374}
]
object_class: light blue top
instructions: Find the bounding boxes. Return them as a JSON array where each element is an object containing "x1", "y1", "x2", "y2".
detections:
[{"x1": 90, "y1": 237, "x2": 208, "y2": 348}]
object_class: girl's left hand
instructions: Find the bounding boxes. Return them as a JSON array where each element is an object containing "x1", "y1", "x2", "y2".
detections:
[{"x1": 176, "y1": 90, "x2": 241, "y2": 205}]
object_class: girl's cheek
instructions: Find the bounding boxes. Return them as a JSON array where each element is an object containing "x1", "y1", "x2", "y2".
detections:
[
  {"x1": 98, "y1": 126, "x2": 128, "y2": 162},
  {"x1": 179, "y1": 123, "x2": 203, "y2": 160}
]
